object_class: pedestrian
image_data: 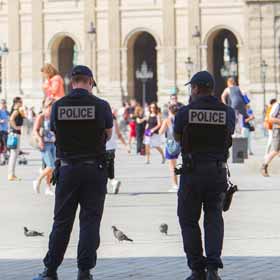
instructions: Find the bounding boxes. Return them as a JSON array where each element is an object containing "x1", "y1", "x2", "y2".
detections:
[
  {"x1": 26, "y1": 106, "x2": 36, "y2": 135},
  {"x1": 261, "y1": 101, "x2": 280, "y2": 177},
  {"x1": 128, "y1": 99, "x2": 137, "y2": 150},
  {"x1": 169, "y1": 92, "x2": 184, "y2": 110},
  {"x1": 32, "y1": 98, "x2": 56, "y2": 196},
  {"x1": 174, "y1": 71, "x2": 235, "y2": 280},
  {"x1": 144, "y1": 102, "x2": 165, "y2": 164},
  {"x1": 41, "y1": 63, "x2": 65, "y2": 101},
  {"x1": 159, "y1": 104, "x2": 180, "y2": 192},
  {"x1": 264, "y1": 99, "x2": 277, "y2": 155},
  {"x1": 0, "y1": 99, "x2": 9, "y2": 165},
  {"x1": 241, "y1": 104, "x2": 255, "y2": 156},
  {"x1": 8, "y1": 97, "x2": 25, "y2": 181},
  {"x1": 33, "y1": 65, "x2": 113, "y2": 280},
  {"x1": 106, "y1": 109, "x2": 130, "y2": 194},
  {"x1": 135, "y1": 105, "x2": 146, "y2": 155},
  {"x1": 221, "y1": 77, "x2": 248, "y2": 131}
]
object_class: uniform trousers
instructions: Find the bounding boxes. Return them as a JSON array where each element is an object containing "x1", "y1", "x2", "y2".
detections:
[
  {"x1": 177, "y1": 165, "x2": 227, "y2": 271},
  {"x1": 44, "y1": 161, "x2": 107, "y2": 272}
]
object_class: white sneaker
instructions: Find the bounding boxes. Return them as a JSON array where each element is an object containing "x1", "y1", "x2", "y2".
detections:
[
  {"x1": 111, "y1": 180, "x2": 121, "y2": 194},
  {"x1": 33, "y1": 180, "x2": 40, "y2": 194},
  {"x1": 168, "y1": 185, "x2": 179, "y2": 192},
  {"x1": 45, "y1": 188, "x2": 54, "y2": 196}
]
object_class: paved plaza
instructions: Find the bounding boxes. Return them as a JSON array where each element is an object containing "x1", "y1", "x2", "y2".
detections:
[{"x1": 1, "y1": 134, "x2": 280, "y2": 279}]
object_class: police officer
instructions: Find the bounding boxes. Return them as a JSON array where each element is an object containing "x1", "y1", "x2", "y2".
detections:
[
  {"x1": 174, "y1": 71, "x2": 235, "y2": 280},
  {"x1": 33, "y1": 65, "x2": 113, "y2": 280}
]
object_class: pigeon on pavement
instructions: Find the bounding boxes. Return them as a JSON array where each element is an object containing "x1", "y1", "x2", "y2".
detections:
[
  {"x1": 112, "y1": 226, "x2": 133, "y2": 242},
  {"x1": 24, "y1": 227, "x2": 44, "y2": 237},
  {"x1": 159, "y1": 223, "x2": 168, "y2": 235}
]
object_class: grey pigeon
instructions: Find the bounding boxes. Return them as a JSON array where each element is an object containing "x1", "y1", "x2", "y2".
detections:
[
  {"x1": 112, "y1": 226, "x2": 133, "y2": 242},
  {"x1": 24, "y1": 227, "x2": 44, "y2": 237},
  {"x1": 159, "y1": 223, "x2": 168, "y2": 235}
]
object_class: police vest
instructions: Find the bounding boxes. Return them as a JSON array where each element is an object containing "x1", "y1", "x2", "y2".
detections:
[
  {"x1": 55, "y1": 93, "x2": 106, "y2": 160},
  {"x1": 182, "y1": 99, "x2": 230, "y2": 159}
]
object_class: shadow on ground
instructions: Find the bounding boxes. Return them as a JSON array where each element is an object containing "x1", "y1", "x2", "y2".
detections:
[{"x1": 0, "y1": 256, "x2": 279, "y2": 280}]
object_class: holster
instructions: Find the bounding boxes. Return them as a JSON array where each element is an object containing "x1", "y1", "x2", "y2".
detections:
[
  {"x1": 50, "y1": 160, "x2": 61, "y2": 186},
  {"x1": 105, "y1": 151, "x2": 115, "y2": 179},
  {"x1": 223, "y1": 183, "x2": 238, "y2": 212}
]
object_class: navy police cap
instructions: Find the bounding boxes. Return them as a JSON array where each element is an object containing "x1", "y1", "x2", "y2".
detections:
[
  {"x1": 71, "y1": 65, "x2": 97, "y2": 86},
  {"x1": 185, "y1": 71, "x2": 215, "y2": 89}
]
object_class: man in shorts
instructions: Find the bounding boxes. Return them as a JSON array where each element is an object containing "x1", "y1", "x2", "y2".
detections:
[{"x1": 261, "y1": 101, "x2": 280, "y2": 177}]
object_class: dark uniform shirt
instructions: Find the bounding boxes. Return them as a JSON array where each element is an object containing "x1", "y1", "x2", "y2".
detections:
[
  {"x1": 50, "y1": 88, "x2": 113, "y2": 161},
  {"x1": 174, "y1": 95, "x2": 235, "y2": 162}
]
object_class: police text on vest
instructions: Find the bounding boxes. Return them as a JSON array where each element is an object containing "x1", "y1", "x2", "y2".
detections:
[
  {"x1": 189, "y1": 109, "x2": 226, "y2": 125},
  {"x1": 58, "y1": 106, "x2": 95, "y2": 120}
]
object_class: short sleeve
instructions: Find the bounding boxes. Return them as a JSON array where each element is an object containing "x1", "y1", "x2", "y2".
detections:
[
  {"x1": 50, "y1": 103, "x2": 57, "y2": 132},
  {"x1": 270, "y1": 103, "x2": 280, "y2": 118},
  {"x1": 227, "y1": 107, "x2": 236, "y2": 135},
  {"x1": 174, "y1": 107, "x2": 187, "y2": 135},
  {"x1": 104, "y1": 101, "x2": 113, "y2": 129}
]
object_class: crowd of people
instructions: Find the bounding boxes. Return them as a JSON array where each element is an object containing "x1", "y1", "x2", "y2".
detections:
[{"x1": 0, "y1": 69, "x2": 280, "y2": 195}]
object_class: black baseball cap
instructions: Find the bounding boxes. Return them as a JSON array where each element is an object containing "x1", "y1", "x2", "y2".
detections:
[
  {"x1": 71, "y1": 65, "x2": 97, "y2": 87},
  {"x1": 185, "y1": 71, "x2": 215, "y2": 89}
]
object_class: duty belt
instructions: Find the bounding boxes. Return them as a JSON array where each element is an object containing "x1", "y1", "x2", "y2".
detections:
[
  {"x1": 60, "y1": 159, "x2": 97, "y2": 167},
  {"x1": 195, "y1": 161, "x2": 227, "y2": 169}
]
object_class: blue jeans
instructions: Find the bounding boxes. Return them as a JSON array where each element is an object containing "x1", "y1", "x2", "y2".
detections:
[{"x1": 41, "y1": 143, "x2": 56, "y2": 169}]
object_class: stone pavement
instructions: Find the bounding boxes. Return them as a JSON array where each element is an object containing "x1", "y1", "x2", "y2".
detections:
[{"x1": 0, "y1": 134, "x2": 280, "y2": 279}]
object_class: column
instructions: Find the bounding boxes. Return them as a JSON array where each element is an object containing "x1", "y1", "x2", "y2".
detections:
[
  {"x1": 162, "y1": 0, "x2": 176, "y2": 92},
  {"x1": 32, "y1": 0, "x2": 44, "y2": 98},
  {"x1": 84, "y1": 0, "x2": 97, "y2": 72},
  {"x1": 7, "y1": 0, "x2": 20, "y2": 97},
  {"x1": 108, "y1": 0, "x2": 122, "y2": 90}
]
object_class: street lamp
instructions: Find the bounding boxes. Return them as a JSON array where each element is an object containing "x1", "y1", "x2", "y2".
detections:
[
  {"x1": 260, "y1": 59, "x2": 268, "y2": 114},
  {"x1": 0, "y1": 43, "x2": 9, "y2": 100},
  {"x1": 185, "y1": 57, "x2": 194, "y2": 80},
  {"x1": 220, "y1": 57, "x2": 238, "y2": 79},
  {"x1": 87, "y1": 22, "x2": 96, "y2": 68},
  {"x1": 192, "y1": 26, "x2": 201, "y2": 70},
  {"x1": 87, "y1": 21, "x2": 96, "y2": 35},
  {"x1": 136, "y1": 61, "x2": 153, "y2": 108},
  {"x1": 87, "y1": 21, "x2": 98, "y2": 92}
]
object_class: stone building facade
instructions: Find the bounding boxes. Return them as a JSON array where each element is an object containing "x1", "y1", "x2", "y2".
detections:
[{"x1": 0, "y1": 0, "x2": 280, "y2": 114}]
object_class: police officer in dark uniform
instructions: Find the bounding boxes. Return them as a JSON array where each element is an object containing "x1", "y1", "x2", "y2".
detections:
[
  {"x1": 33, "y1": 65, "x2": 113, "y2": 280},
  {"x1": 174, "y1": 71, "x2": 235, "y2": 280}
]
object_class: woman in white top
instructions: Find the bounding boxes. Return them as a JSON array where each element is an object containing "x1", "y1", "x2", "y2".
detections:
[{"x1": 106, "y1": 110, "x2": 130, "y2": 194}]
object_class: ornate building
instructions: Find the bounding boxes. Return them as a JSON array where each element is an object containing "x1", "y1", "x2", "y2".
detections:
[{"x1": 0, "y1": 0, "x2": 280, "y2": 114}]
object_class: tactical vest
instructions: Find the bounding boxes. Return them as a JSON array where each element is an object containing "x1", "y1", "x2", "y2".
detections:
[
  {"x1": 55, "y1": 93, "x2": 106, "y2": 160},
  {"x1": 181, "y1": 99, "x2": 231, "y2": 159}
]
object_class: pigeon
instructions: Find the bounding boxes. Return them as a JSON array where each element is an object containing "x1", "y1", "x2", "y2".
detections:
[
  {"x1": 24, "y1": 227, "x2": 44, "y2": 237},
  {"x1": 112, "y1": 226, "x2": 133, "y2": 242},
  {"x1": 159, "y1": 223, "x2": 168, "y2": 235}
]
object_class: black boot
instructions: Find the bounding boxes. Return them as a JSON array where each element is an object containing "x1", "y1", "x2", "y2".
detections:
[
  {"x1": 186, "y1": 270, "x2": 206, "y2": 280},
  {"x1": 206, "y1": 269, "x2": 221, "y2": 280},
  {"x1": 32, "y1": 268, "x2": 58, "y2": 280},
  {"x1": 77, "y1": 270, "x2": 93, "y2": 280}
]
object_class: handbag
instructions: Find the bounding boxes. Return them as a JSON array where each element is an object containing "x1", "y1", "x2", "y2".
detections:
[
  {"x1": 7, "y1": 133, "x2": 19, "y2": 149},
  {"x1": 144, "y1": 129, "x2": 152, "y2": 137},
  {"x1": 166, "y1": 139, "x2": 181, "y2": 156}
]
